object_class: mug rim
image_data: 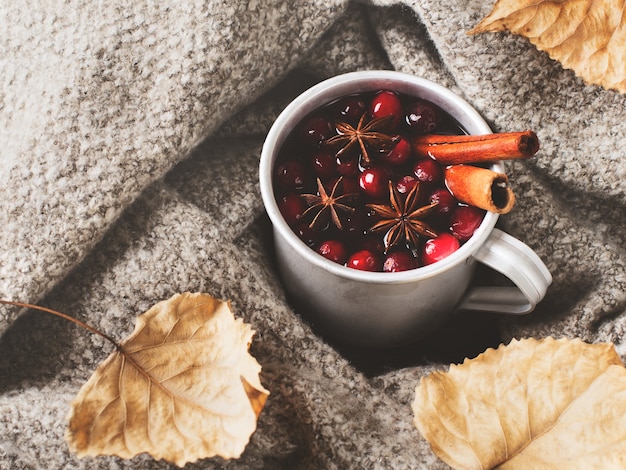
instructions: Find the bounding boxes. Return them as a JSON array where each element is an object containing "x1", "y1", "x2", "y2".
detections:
[{"x1": 260, "y1": 70, "x2": 500, "y2": 284}]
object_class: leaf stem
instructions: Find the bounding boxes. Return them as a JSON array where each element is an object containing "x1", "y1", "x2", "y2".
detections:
[{"x1": 0, "y1": 299, "x2": 119, "y2": 348}]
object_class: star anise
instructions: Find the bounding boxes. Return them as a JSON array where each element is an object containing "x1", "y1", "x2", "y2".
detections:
[
  {"x1": 368, "y1": 181, "x2": 438, "y2": 253},
  {"x1": 301, "y1": 177, "x2": 358, "y2": 230},
  {"x1": 325, "y1": 114, "x2": 399, "y2": 167}
]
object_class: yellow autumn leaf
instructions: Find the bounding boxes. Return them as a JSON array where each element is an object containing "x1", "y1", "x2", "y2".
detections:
[
  {"x1": 412, "y1": 337, "x2": 626, "y2": 469},
  {"x1": 65, "y1": 292, "x2": 269, "y2": 467},
  {"x1": 469, "y1": 0, "x2": 626, "y2": 93}
]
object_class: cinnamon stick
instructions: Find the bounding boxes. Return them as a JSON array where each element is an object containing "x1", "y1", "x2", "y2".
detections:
[
  {"x1": 444, "y1": 165, "x2": 515, "y2": 214},
  {"x1": 412, "y1": 130, "x2": 539, "y2": 164}
]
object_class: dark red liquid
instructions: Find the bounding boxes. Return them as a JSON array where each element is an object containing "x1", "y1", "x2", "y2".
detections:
[{"x1": 273, "y1": 90, "x2": 485, "y2": 272}]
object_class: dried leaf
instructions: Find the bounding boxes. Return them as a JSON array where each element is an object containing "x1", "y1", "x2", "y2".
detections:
[
  {"x1": 66, "y1": 292, "x2": 269, "y2": 467},
  {"x1": 469, "y1": 1, "x2": 626, "y2": 93},
  {"x1": 412, "y1": 337, "x2": 626, "y2": 469}
]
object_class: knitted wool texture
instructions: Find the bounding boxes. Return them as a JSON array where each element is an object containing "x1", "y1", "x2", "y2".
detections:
[{"x1": 1, "y1": 1, "x2": 625, "y2": 468}]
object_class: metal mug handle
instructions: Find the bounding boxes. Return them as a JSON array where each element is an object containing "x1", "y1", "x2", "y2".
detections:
[{"x1": 458, "y1": 228, "x2": 552, "y2": 314}]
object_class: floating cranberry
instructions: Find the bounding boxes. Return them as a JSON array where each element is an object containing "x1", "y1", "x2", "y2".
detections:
[
  {"x1": 278, "y1": 193, "x2": 307, "y2": 226},
  {"x1": 359, "y1": 167, "x2": 389, "y2": 199},
  {"x1": 406, "y1": 100, "x2": 441, "y2": 134},
  {"x1": 274, "y1": 160, "x2": 307, "y2": 191},
  {"x1": 449, "y1": 206, "x2": 485, "y2": 242},
  {"x1": 311, "y1": 150, "x2": 338, "y2": 179},
  {"x1": 428, "y1": 187, "x2": 457, "y2": 218},
  {"x1": 396, "y1": 175, "x2": 418, "y2": 195},
  {"x1": 337, "y1": 155, "x2": 359, "y2": 176},
  {"x1": 422, "y1": 233, "x2": 461, "y2": 265},
  {"x1": 413, "y1": 158, "x2": 442, "y2": 185},
  {"x1": 335, "y1": 95, "x2": 366, "y2": 125},
  {"x1": 380, "y1": 136, "x2": 411, "y2": 166},
  {"x1": 383, "y1": 251, "x2": 419, "y2": 272},
  {"x1": 370, "y1": 91, "x2": 403, "y2": 128},
  {"x1": 318, "y1": 240, "x2": 349, "y2": 264},
  {"x1": 359, "y1": 233, "x2": 385, "y2": 254},
  {"x1": 347, "y1": 249, "x2": 382, "y2": 271},
  {"x1": 301, "y1": 115, "x2": 333, "y2": 145}
]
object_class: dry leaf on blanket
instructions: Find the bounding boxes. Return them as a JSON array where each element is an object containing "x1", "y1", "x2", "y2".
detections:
[
  {"x1": 65, "y1": 292, "x2": 269, "y2": 467},
  {"x1": 469, "y1": 1, "x2": 626, "y2": 93},
  {"x1": 412, "y1": 337, "x2": 626, "y2": 469}
]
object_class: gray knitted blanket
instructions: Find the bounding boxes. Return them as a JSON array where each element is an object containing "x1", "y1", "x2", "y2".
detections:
[{"x1": 1, "y1": 1, "x2": 625, "y2": 468}]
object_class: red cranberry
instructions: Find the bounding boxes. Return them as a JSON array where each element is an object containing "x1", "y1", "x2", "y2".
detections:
[
  {"x1": 335, "y1": 95, "x2": 366, "y2": 125},
  {"x1": 422, "y1": 233, "x2": 461, "y2": 265},
  {"x1": 449, "y1": 206, "x2": 485, "y2": 242},
  {"x1": 359, "y1": 167, "x2": 389, "y2": 199},
  {"x1": 311, "y1": 150, "x2": 338, "y2": 179},
  {"x1": 428, "y1": 187, "x2": 457, "y2": 218},
  {"x1": 380, "y1": 136, "x2": 411, "y2": 166},
  {"x1": 359, "y1": 233, "x2": 385, "y2": 254},
  {"x1": 383, "y1": 251, "x2": 419, "y2": 272},
  {"x1": 317, "y1": 240, "x2": 348, "y2": 264},
  {"x1": 347, "y1": 249, "x2": 382, "y2": 271},
  {"x1": 370, "y1": 91, "x2": 403, "y2": 128},
  {"x1": 278, "y1": 193, "x2": 306, "y2": 226},
  {"x1": 396, "y1": 175, "x2": 418, "y2": 195},
  {"x1": 413, "y1": 158, "x2": 442, "y2": 185},
  {"x1": 406, "y1": 100, "x2": 441, "y2": 134},
  {"x1": 274, "y1": 160, "x2": 308, "y2": 191},
  {"x1": 337, "y1": 155, "x2": 359, "y2": 176},
  {"x1": 301, "y1": 115, "x2": 333, "y2": 145}
]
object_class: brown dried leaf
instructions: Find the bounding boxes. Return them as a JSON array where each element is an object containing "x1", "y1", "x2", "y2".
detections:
[
  {"x1": 469, "y1": 1, "x2": 626, "y2": 93},
  {"x1": 65, "y1": 292, "x2": 269, "y2": 467},
  {"x1": 412, "y1": 337, "x2": 626, "y2": 469}
]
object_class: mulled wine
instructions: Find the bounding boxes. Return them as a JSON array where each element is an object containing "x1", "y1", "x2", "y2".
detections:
[{"x1": 272, "y1": 89, "x2": 486, "y2": 272}]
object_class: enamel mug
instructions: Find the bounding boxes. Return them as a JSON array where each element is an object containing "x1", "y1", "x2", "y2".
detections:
[{"x1": 260, "y1": 71, "x2": 552, "y2": 348}]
